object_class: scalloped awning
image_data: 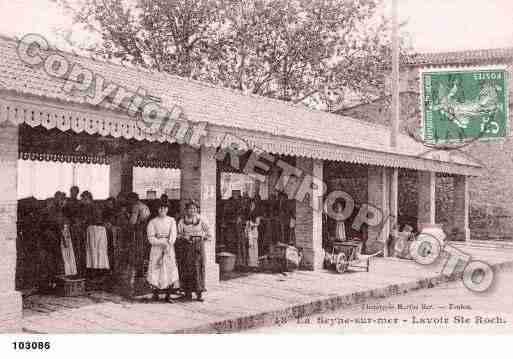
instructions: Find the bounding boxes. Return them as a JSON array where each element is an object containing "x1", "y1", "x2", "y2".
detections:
[{"x1": 16, "y1": 114, "x2": 180, "y2": 169}]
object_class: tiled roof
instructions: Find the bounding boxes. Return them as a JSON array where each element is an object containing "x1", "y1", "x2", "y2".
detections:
[
  {"x1": 404, "y1": 48, "x2": 513, "y2": 67},
  {"x1": 0, "y1": 35, "x2": 481, "y2": 174}
]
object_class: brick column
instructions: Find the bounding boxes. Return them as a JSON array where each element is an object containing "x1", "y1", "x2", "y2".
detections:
[
  {"x1": 180, "y1": 145, "x2": 219, "y2": 287},
  {"x1": 109, "y1": 154, "x2": 133, "y2": 196},
  {"x1": 295, "y1": 158, "x2": 323, "y2": 270},
  {"x1": 417, "y1": 170, "x2": 436, "y2": 228},
  {"x1": 367, "y1": 166, "x2": 390, "y2": 245},
  {"x1": 453, "y1": 175, "x2": 470, "y2": 241},
  {"x1": 0, "y1": 124, "x2": 22, "y2": 332}
]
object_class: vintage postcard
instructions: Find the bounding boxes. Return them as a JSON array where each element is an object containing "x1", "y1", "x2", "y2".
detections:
[{"x1": 1, "y1": 0, "x2": 513, "y2": 354}]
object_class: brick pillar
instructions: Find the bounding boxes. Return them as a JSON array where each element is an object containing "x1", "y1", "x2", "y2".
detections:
[
  {"x1": 180, "y1": 145, "x2": 219, "y2": 287},
  {"x1": 453, "y1": 175, "x2": 470, "y2": 241},
  {"x1": 418, "y1": 170, "x2": 436, "y2": 229},
  {"x1": 109, "y1": 154, "x2": 133, "y2": 196},
  {"x1": 367, "y1": 166, "x2": 390, "y2": 245},
  {"x1": 295, "y1": 158, "x2": 323, "y2": 270},
  {"x1": 0, "y1": 124, "x2": 22, "y2": 332}
]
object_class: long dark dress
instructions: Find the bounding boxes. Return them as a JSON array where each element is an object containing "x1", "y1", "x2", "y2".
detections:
[
  {"x1": 37, "y1": 202, "x2": 66, "y2": 291},
  {"x1": 222, "y1": 197, "x2": 242, "y2": 256},
  {"x1": 129, "y1": 201, "x2": 151, "y2": 277},
  {"x1": 64, "y1": 199, "x2": 85, "y2": 276},
  {"x1": 110, "y1": 209, "x2": 134, "y2": 297},
  {"x1": 260, "y1": 202, "x2": 273, "y2": 255},
  {"x1": 175, "y1": 217, "x2": 211, "y2": 294}
]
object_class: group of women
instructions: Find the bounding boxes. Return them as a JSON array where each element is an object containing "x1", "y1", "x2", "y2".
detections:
[
  {"x1": 31, "y1": 185, "x2": 211, "y2": 302},
  {"x1": 219, "y1": 192, "x2": 296, "y2": 270},
  {"x1": 36, "y1": 187, "x2": 110, "y2": 290}
]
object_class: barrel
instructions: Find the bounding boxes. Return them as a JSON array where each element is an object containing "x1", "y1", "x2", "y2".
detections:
[{"x1": 216, "y1": 252, "x2": 236, "y2": 273}]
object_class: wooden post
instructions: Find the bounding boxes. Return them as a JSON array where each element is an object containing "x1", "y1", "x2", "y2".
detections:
[
  {"x1": 387, "y1": 167, "x2": 399, "y2": 256},
  {"x1": 391, "y1": 0, "x2": 400, "y2": 147}
]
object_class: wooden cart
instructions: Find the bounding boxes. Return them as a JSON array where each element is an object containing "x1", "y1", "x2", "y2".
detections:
[{"x1": 325, "y1": 240, "x2": 371, "y2": 273}]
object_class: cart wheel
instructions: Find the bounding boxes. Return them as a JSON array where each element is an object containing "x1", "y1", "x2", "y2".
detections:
[{"x1": 335, "y1": 253, "x2": 348, "y2": 273}]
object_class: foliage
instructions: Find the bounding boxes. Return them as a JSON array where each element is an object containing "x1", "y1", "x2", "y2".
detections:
[{"x1": 51, "y1": 0, "x2": 406, "y2": 109}]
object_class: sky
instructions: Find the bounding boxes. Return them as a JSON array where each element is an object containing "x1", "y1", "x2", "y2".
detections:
[
  {"x1": 1, "y1": 0, "x2": 513, "y2": 53},
  {"x1": 398, "y1": 0, "x2": 513, "y2": 52}
]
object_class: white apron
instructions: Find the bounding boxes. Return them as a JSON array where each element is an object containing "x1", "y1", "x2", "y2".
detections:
[
  {"x1": 245, "y1": 220, "x2": 259, "y2": 268},
  {"x1": 146, "y1": 216, "x2": 179, "y2": 290},
  {"x1": 86, "y1": 225, "x2": 110, "y2": 269},
  {"x1": 61, "y1": 224, "x2": 77, "y2": 275}
]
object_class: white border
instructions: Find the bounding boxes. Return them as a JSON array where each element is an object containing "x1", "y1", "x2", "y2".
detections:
[
  {"x1": 419, "y1": 65, "x2": 510, "y2": 144},
  {"x1": 1, "y1": 335, "x2": 511, "y2": 359}
]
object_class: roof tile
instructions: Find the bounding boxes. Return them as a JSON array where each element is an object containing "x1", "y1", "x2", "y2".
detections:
[
  {"x1": 404, "y1": 47, "x2": 513, "y2": 66},
  {"x1": 0, "y1": 35, "x2": 480, "y2": 170}
]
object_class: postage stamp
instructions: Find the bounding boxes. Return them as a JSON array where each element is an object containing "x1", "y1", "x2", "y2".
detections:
[{"x1": 420, "y1": 67, "x2": 509, "y2": 144}]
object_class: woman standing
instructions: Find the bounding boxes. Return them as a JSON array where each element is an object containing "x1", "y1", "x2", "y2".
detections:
[
  {"x1": 244, "y1": 212, "x2": 259, "y2": 270},
  {"x1": 175, "y1": 200, "x2": 211, "y2": 302},
  {"x1": 259, "y1": 202, "x2": 273, "y2": 256},
  {"x1": 81, "y1": 191, "x2": 110, "y2": 281},
  {"x1": 60, "y1": 220, "x2": 77, "y2": 276},
  {"x1": 146, "y1": 200, "x2": 179, "y2": 302},
  {"x1": 128, "y1": 192, "x2": 151, "y2": 278},
  {"x1": 63, "y1": 186, "x2": 84, "y2": 276},
  {"x1": 37, "y1": 192, "x2": 66, "y2": 292}
]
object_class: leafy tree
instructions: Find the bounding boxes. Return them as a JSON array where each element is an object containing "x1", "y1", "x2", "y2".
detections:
[{"x1": 52, "y1": 0, "x2": 404, "y2": 110}]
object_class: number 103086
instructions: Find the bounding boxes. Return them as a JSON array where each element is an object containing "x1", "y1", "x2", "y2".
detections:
[{"x1": 12, "y1": 341, "x2": 51, "y2": 350}]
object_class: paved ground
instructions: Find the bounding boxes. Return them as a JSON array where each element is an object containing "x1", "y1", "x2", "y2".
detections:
[
  {"x1": 21, "y1": 242, "x2": 513, "y2": 334},
  {"x1": 248, "y1": 270, "x2": 513, "y2": 334}
]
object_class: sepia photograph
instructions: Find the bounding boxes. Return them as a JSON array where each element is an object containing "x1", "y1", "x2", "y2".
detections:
[{"x1": 1, "y1": 0, "x2": 513, "y2": 353}]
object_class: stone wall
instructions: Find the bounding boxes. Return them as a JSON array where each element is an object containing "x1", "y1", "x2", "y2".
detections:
[
  {"x1": 395, "y1": 169, "x2": 453, "y2": 233},
  {"x1": 324, "y1": 162, "x2": 368, "y2": 204}
]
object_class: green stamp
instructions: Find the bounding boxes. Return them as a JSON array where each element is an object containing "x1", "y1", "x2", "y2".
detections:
[{"x1": 421, "y1": 68, "x2": 508, "y2": 144}]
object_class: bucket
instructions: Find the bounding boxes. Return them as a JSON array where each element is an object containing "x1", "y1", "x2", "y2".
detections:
[
  {"x1": 216, "y1": 252, "x2": 236, "y2": 273},
  {"x1": 55, "y1": 275, "x2": 86, "y2": 297}
]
